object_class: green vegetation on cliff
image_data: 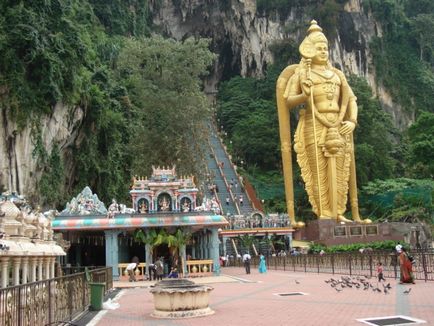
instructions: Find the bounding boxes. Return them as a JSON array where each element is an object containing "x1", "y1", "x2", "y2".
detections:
[
  {"x1": 0, "y1": 0, "x2": 215, "y2": 208},
  {"x1": 366, "y1": 0, "x2": 434, "y2": 115}
]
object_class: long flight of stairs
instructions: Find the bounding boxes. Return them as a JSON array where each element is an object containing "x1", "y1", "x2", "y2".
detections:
[{"x1": 207, "y1": 126, "x2": 257, "y2": 216}]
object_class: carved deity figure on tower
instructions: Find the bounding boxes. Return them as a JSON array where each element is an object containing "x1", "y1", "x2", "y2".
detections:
[
  {"x1": 159, "y1": 196, "x2": 170, "y2": 211},
  {"x1": 139, "y1": 201, "x2": 148, "y2": 214},
  {"x1": 276, "y1": 20, "x2": 371, "y2": 227}
]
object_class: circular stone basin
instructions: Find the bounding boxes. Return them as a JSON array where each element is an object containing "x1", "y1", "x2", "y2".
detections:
[{"x1": 150, "y1": 279, "x2": 214, "y2": 318}]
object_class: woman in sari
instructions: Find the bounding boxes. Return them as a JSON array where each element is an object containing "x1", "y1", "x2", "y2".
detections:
[
  {"x1": 258, "y1": 254, "x2": 267, "y2": 274},
  {"x1": 398, "y1": 248, "x2": 415, "y2": 284}
]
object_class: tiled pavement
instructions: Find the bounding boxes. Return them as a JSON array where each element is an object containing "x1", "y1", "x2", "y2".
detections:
[{"x1": 87, "y1": 268, "x2": 434, "y2": 326}]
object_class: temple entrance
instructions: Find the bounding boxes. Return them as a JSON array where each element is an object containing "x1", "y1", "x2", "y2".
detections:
[{"x1": 67, "y1": 232, "x2": 106, "y2": 267}]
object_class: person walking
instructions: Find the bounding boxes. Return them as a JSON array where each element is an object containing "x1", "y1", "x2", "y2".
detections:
[
  {"x1": 398, "y1": 248, "x2": 415, "y2": 284},
  {"x1": 377, "y1": 262, "x2": 386, "y2": 282},
  {"x1": 242, "y1": 252, "x2": 251, "y2": 274},
  {"x1": 258, "y1": 253, "x2": 267, "y2": 273},
  {"x1": 155, "y1": 257, "x2": 164, "y2": 281}
]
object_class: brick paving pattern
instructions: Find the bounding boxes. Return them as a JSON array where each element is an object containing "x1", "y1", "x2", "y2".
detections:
[{"x1": 90, "y1": 267, "x2": 434, "y2": 326}]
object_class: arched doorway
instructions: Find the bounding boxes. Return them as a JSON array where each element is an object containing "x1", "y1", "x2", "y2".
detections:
[
  {"x1": 157, "y1": 193, "x2": 172, "y2": 212},
  {"x1": 138, "y1": 198, "x2": 149, "y2": 213},
  {"x1": 180, "y1": 197, "x2": 192, "y2": 212}
]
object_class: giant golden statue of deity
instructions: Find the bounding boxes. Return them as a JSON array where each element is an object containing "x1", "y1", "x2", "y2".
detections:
[{"x1": 276, "y1": 20, "x2": 371, "y2": 227}]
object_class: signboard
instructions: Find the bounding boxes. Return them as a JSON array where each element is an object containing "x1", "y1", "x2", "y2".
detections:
[
  {"x1": 366, "y1": 225, "x2": 378, "y2": 236},
  {"x1": 334, "y1": 226, "x2": 347, "y2": 237},
  {"x1": 350, "y1": 226, "x2": 363, "y2": 236}
]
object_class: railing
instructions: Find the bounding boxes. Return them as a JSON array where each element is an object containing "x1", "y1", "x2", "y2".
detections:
[
  {"x1": 118, "y1": 263, "x2": 146, "y2": 281},
  {"x1": 226, "y1": 251, "x2": 434, "y2": 281},
  {"x1": 0, "y1": 267, "x2": 112, "y2": 326},
  {"x1": 186, "y1": 260, "x2": 213, "y2": 277}
]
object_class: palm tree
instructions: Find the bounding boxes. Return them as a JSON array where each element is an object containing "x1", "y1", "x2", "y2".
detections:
[
  {"x1": 270, "y1": 234, "x2": 285, "y2": 252},
  {"x1": 134, "y1": 228, "x2": 159, "y2": 277},
  {"x1": 238, "y1": 234, "x2": 256, "y2": 255},
  {"x1": 166, "y1": 229, "x2": 192, "y2": 275}
]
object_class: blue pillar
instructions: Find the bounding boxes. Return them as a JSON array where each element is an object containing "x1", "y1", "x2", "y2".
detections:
[
  {"x1": 180, "y1": 244, "x2": 187, "y2": 275},
  {"x1": 192, "y1": 244, "x2": 196, "y2": 259},
  {"x1": 208, "y1": 233, "x2": 213, "y2": 259},
  {"x1": 105, "y1": 230, "x2": 121, "y2": 280},
  {"x1": 200, "y1": 234, "x2": 205, "y2": 259},
  {"x1": 210, "y1": 228, "x2": 220, "y2": 276},
  {"x1": 222, "y1": 236, "x2": 228, "y2": 256}
]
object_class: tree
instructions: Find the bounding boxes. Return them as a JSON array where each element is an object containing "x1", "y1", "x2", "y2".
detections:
[
  {"x1": 360, "y1": 178, "x2": 434, "y2": 223},
  {"x1": 350, "y1": 76, "x2": 397, "y2": 186},
  {"x1": 409, "y1": 14, "x2": 434, "y2": 64},
  {"x1": 238, "y1": 234, "x2": 256, "y2": 254},
  {"x1": 116, "y1": 36, "x2": 216, "y2": 180},
  {"x1": 166, "y1": 229, "x2": 192, "y2": 275},
  {"x1": 407, "y1": 111, "x2": 434, "y2": 178},
  {"x1": 134, "y1": 228, "x2": 160, "y2": 277}
]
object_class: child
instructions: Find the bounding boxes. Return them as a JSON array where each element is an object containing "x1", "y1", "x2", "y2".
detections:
[{"x1": 377, "y1": 262, "x2": 386, "y2": 282}]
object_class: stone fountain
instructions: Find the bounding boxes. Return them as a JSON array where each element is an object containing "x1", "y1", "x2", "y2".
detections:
[{"x1": 150, "y1": 279, "x2": 214, "y2": 318}]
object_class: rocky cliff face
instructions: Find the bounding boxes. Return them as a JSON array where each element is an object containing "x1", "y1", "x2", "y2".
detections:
[
  {"x1": 150, "y1": 0, "x2": 411, "y2": 127},
  {"x1": 0, "y1": 0, "x2": 413, "y2": 198},
  {"x1": 0, "y1": 104, "x2": 84, "y2": 200}
]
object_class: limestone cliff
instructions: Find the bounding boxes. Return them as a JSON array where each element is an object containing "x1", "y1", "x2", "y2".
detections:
[
  {"x1": 0, "y1": 104, "x2": 84, "y2": 200},
  {"x1": 150, "y1": 0, "x2": 410, "y2": 127},
  {"x1": 0, "y1": 0, "x2": 414, "y2": 199}
]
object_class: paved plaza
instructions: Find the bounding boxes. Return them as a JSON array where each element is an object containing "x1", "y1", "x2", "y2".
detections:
[{"x1": 87, "y1": 268, "x2": 434, "y2": 326}]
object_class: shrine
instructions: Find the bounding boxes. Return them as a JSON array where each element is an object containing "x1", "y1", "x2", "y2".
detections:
[
  {"x1": 53, "y1": 166, "x2": 228, "y2": 280},
  {"x1": 0, "y1": 193, "x2": 66, "y2": 288}
]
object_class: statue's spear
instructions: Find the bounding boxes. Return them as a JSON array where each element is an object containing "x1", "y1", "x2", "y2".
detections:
[{"x1": 305, "y1": 58, "x2": 324, "y2": 218}]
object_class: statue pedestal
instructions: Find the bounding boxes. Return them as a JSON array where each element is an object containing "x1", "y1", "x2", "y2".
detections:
[{"x1": 293, "y1": 220, "x2": 404, "y2": 246}]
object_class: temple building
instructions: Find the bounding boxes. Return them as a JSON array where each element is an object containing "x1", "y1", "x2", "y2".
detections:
[{"x1": 53, "y1": 166, "x2": 228, "y2": 279}]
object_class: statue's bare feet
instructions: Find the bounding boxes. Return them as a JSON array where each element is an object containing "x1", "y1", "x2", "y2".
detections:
[
  {"x1": 291, "y1": 220, "x2": 305, "y2": 228},
  {"x1": 296, "y1": 221, "x2": 305, "y2": 228},
  {"x1": 352, "y1": 217, "x2": 372, "y2": 224},
  {"x1": 337, "y1": 215, "x2": 353, "y2": 223}
]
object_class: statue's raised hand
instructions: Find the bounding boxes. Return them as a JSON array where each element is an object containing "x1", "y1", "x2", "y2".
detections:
[{"x1": 301, "y1": 78, "x2": 313, "y2": 97}]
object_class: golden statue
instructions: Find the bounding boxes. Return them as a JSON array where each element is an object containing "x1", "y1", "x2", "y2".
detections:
[{"x1": 276, "y1": 20, "x2": 371, "y2": 227}]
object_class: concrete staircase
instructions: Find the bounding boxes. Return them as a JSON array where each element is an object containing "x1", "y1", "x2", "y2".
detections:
[{"x1": 207, "y1": 126, "x2": 256, "y2": 216}]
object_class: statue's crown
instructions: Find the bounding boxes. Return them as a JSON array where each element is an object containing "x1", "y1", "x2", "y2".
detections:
[{"x1": 307, "y1": 20, "x2": 323, "y2": 34}]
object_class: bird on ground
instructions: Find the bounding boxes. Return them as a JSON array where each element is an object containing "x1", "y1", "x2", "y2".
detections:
[
  {"x1": 335, "y1": 288, "x2": 342, "y2": 293},
  {"x1": 383, "y1": 283, "x2": 392, "y2": 291},
  {"x1": 295, "y1": 280, "x2": 300, "y2": 284},
  {"x1": 403, "y1": 288, "x2": 412, "y2": 294}
]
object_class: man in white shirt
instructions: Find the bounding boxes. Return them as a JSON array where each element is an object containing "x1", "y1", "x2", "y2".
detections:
[
  {"x1": 242, "y1": 252, "x2": 251, "y2": 274},
  {"x1": 126, "y1": 262, "x2": 137, "y2": 282}
]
